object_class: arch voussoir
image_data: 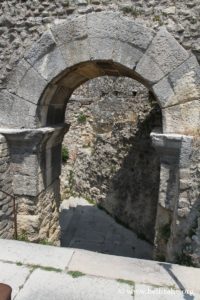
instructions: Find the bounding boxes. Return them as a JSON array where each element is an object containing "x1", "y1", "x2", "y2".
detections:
[
  {"x1": 6, "y1": 58, "x2": 47, "y2": 106},
  {"x1": 153, "y1": 55, "x2": 200, "y2": 109},
  {"x1": 135, "y1": 27, "x2": 189, "y2": 85},
  {"x1": 24, "y1": 31, "x2": 67, "y2": 82}
]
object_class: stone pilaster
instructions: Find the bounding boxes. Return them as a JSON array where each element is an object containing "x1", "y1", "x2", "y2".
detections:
[
  {"x1": 0, "y1": 125, "x2": 69, "y2": 244},
  {"x1": 151, "y1": 132, "x2": 193, "y2": 263},
  {"x1": 0, "y1": 134, "x2": 14, "y2": 239}
]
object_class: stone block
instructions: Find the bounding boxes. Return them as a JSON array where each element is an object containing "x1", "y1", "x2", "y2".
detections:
[
  {"x1": 136, "y1": 54, "x2": 165, "y2": 85},
  {"x1": 17, "y1": 66, "x2": 47, "y2": 105},
  {"x1": 0, "y1": 135, "x2": 7, "y2": 144},
  {"x1": 152, "y1": 77, "x2": 174, "y2": 108},
  {"x1": 6, "y1": 59, "x2": 31, "y2": 95},
  {"x1": 59, "y1": 39, "x2": 91, "y2": 69},
  {"x1": 169, "y1": 55, "x2": 200, "y2": 88},
  {"x1": 11, "y1": 154, "x2": 39, "y2": 177},
  {"x1": 114, "y1": 40, "x2": 144, "y2": 70},
  {"x1": 153, "y1": 56, "x2": 200, "y2": 108},
  {"x1": 117, "y1": 16, "x2": 155, "y2": 51},
  {"x1": 0, "y1": 90, "x2": 37, "y2": 128},
  {"x1": 24, "y1": 31, "x2": 56, "y2": 66},
  {"x1": 15, "y1": 268, "x2": 133, "y2": 300},
  {"x1": 33, "y1": 46, "x2": 67, "y2": 82},
  {"x1": 0, "y1": 161, "x2": 9, "y2": 173},
  {"x1": 50, "y1": 15, "x2": 87, "y2": 45},
  {"x1": 87, "y1": 12, "x2": 120, "y2": 40},
  {"x1": 87, "y1": 37, "x2": 117, "y2": 62},
  {"x1": 13, "y1": 174, "x2": 38, "y2": 197},
  {"x1": 58, "y1": 71, "x2": 86, "y2": 89},
  {"x1": 0, "y1": 261, "x2": 30, "y2": 298},
  {"x1": 179, "y1": 136, "x2": 193, "y2": 168},
  {"x1": 0, "y1": 237, "x2": 74, "y2": 270},
  {"x1": 136, "y1": 27, "x2": 189, "y2": 84},
  {"x1": 162, "y1": 100, "x2": 200, "y2": 133},
  {"x1": 17, "y1": 214, "x2": 40, "y2": 234}
]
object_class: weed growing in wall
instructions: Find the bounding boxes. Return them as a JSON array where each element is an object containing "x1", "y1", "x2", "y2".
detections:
[
  {"x1": 77, "y1": 112, "x2": 87, "y2": 124},
  {"x1": 62, "y1": 146, "x2": 69, "y2": 163}
]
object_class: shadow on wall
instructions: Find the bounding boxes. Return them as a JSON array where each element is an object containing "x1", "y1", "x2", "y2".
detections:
[
  {"x1": 76, "y1": 105, "x2": 162, "y2": 245},
  {"x1": 60, "y1": 204, "x2": 153, "y2": 259}
]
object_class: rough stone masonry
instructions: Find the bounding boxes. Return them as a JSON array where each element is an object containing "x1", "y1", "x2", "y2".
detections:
[{"x1": 0, "y1": 1, "x2": 200, "y2": 267}]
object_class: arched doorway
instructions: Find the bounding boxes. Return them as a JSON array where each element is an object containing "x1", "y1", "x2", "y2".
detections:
[{"x1": 0, "y1": 12, "x2": 199, "y2": 265}]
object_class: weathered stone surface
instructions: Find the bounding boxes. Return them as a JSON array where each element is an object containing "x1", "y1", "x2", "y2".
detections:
[
  {"x1": 0, "y1": 261, "x2": 30, "y2": 298},
  {"x1": 0, "y1": 90, "x2": 37, "y2": 128},
  {"x1": 16, "y1": 66, "x2": 47, "y2": 105},
  {"x1": 113, "y1": 40, "x2": 143, "y2": 70},
  {"x1": 162, "y1": 100, "x2": 200, "y2": 133},
  {"x1": 0, "y1": 239, "x2": 74, "y2": 270},
  {"x1": 33, "y1": 46, "x2": 67, "y2": 81},
  {"x1": 6, "y1": 59, "x2": 31, "y2": 94},
  {"x1": 153, "y1": 55, "x2": 200, "y2": 108},
  {"x1": 59, "y1": 39, "x2": 91, "y2": 69},
  {"x1": 136, "y1": 27, "x2": 189, "y2": 84},
  {"x1": 15, "y1": 268, "x2": 133, "y2": 300},
  {"x1": 117, "y1": 16, "x2": 155, "y2": 50},
  {"x1": 87, "y1": 12, "x2": 120, "y2": 39},
  {"x1": 50, "y1": 15, "x2": 87, "y2": 45},
  {"x1": 153, "y1": 77, "x2": 174, "y2": 108},
  {"x1": 87, "y1": 37, "x2": 117, "y2": 62},
  {"x1": 24, "y1": 31, "x2": 56, "y2": 66},
  {"x1": 0, "y1": 134, "x2": 13, "y2": 239}
]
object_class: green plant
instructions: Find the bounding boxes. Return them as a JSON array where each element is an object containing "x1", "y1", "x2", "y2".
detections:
[
  {"x1": 68, "y1": 271, "x2": 85, "y2": 278},
  {"x1": 30, "y1": 264, "x2": 62, "y2": 273},
  {"x1": 62, "y1": 146, "x2": 69, "y2": 163},
  {"x1": 153, "y1": 15, "x2": 161, "y2": 22},
  {"x1": 77, "y1": 112, "x2": 87, "y2": 124},
  {"x1": 153, "y1": 15, "x2": 163, "y2": 25},
  {"x1": 121, "y1": 6, "x2": 140, "y2": 17},
  {"x1": 86, "y1": 197, "x2": 96, "y2": 205},
  {"x1": 117, "y1": 279, "x2": 135, "y2": 286},
  {"x1": 38, "y1": 239, "x2": 54, "y2": 246},
  {"x1": 176, "y1": 252, "x2": 194, "y2": 267},
  {"x1": 17, "y1": 230, "x2": 29, "y2": 242}
]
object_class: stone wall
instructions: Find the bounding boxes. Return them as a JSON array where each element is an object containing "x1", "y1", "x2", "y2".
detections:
[
  {"x1": 176, "y1": 138, "x2": 200, "y2": 267},
  {"x1": 0, "y1": 0, "x2": 200, "y2": 86},
  {"x1": 0, "y1": 134, "x2": 13, "y2": 239},
  {"x1": 62, "y1": 77, "x2": 162, "y2": 243},
  {"x1": 16, "y1": 179, "x2": 61, "y2": 245}
]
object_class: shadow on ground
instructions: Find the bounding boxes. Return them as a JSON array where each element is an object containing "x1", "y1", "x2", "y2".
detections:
[{"x1": 60, "y1": 198, "x2": 153, "y2": 259}]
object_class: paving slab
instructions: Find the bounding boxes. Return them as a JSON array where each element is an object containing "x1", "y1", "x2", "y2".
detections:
[
  {"x1": 0, "y1": 239, "x2": 74, "y2": 270},
  {"x1": 68, "y1": 249, "x2": 200, "y2": 293},
  {"x1": 162, "y1": 263, "x2": 200, "y2": 296},
  {"x1": 15, "y1": 269, "x2": 133, "y2": 300},
  {"x1": 68, "y1": 249, "x2": 175, "y2": 286},
  {"x1": 134, "y1": 284, "x2": 200, "y2": 300},
  {"x1": 0, "y1": 261, "x2": 30, "y2": 298}
]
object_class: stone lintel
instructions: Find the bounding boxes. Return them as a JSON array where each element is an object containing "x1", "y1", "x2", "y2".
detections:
[
  {"x1": 151, "y1": 132, "x2": 193, "y2": 167},
  {"x1": 0, "y1": 124, "x2": 70, "y2": 152}
]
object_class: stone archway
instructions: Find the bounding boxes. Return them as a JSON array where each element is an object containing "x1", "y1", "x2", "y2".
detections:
[{"x1": 0, "y1": 12, "x2": 200, "y2": 264}]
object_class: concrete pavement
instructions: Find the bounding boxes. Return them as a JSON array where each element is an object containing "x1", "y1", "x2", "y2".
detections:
[
  {"x1": 60, "y1": 197, "x2": 153, "y2": 259},
  {"x1": 0, "y1": 239, "x2": 200, "y2": 299}
]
